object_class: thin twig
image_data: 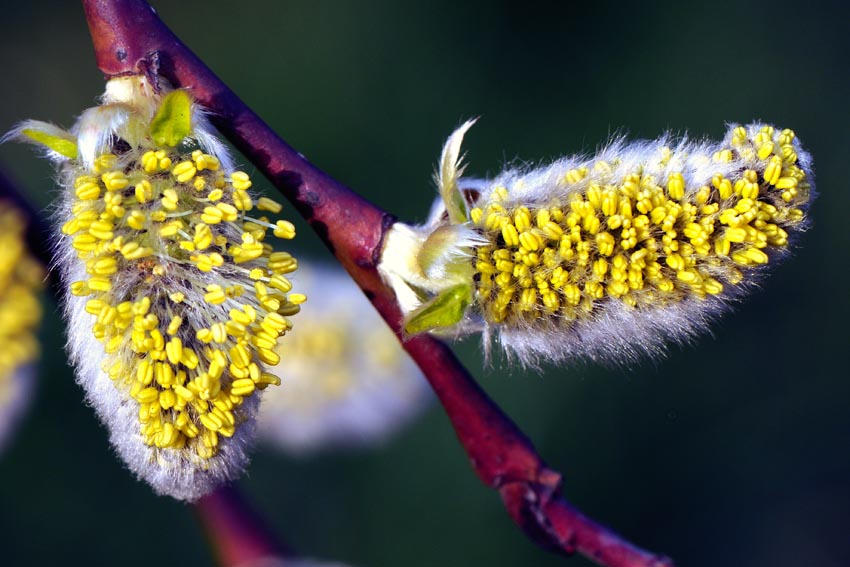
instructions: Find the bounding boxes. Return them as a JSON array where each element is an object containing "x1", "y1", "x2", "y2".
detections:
[
  {"x1": 195, "y1": 484, "x2": 291, "y2": 566},
  {"x1": 80, "y1": 2, "x2": 673, "y2": 565}
]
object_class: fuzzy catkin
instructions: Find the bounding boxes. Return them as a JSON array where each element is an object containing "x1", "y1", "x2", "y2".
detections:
[
  {"x1": 0, "y1": 203, "x2": 43, "y2": 453},
  {"x1": 379, "y1": 122, "x2": 814, "y2": 367},
  {"x1": 258, "y1": 263, "x2": 431, "y2": 454},
  {"x1": 8, "y1": 76, "x2": 302, "y2": 499}
]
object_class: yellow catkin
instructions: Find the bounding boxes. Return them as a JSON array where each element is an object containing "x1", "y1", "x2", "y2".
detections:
[
  {"x1": 0, "y1": 204, "x2": 44, "y2": 421},
  {"x1": 468, "y1": 125, "x2": 810, "y2": 325},
  {"x1": 63, "y1": 125, "x2": 301, "y2": 460}
]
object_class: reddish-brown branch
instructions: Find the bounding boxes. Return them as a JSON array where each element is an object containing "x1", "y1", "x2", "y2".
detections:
[
  {"x1": 81, "y1": 2, "x2": 673, "y2": 566},
  {"x1": 194, "y1": 485, "x2": 290, "y2": 566}
]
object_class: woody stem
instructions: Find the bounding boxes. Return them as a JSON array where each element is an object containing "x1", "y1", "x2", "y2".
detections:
[{"x1": 81, "y1": 2, "x2": 673, "y2": 566}]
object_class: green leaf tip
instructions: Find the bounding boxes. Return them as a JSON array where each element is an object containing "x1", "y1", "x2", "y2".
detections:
[
  {"x1": 403, "y1": 283, "x2": 472, "y2": 335},
  {"x1": 150, "y1": 90, "x2": 193, "y2": 147},
  {"x1": 438, "y1": 118, "x2": 477, "y2": 225},
  {"x1": 21, "y1": 128, "x2": 78, "y2": 159}
]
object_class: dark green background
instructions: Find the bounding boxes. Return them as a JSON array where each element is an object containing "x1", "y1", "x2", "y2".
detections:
[{"x1": 1, "y1": 1, "x2": 849, "y2": 566}]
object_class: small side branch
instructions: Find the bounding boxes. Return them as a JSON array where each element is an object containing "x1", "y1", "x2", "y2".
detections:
[
  {"x1": 194, "y1": 485, "x2": 290, "y2": 566},
  {"x1": 81, "y1": 2, "x2": 672, "y2": 565}
]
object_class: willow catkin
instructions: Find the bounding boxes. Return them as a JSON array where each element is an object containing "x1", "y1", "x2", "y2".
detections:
[
  {"x1": 379, "y1": 121, "x2": 813, "y2": 367},
  {"x1": 8, "y1": 75, "x2": 302, "y2": 499}
]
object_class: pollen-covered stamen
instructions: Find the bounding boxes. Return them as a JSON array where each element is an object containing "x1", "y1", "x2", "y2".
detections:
[
  {"x1": 64, "y1": 144, "x2": 299, "y2": 459},
  {"x1": 469, "y1": 125, "x2": 810, "y2": 325}
]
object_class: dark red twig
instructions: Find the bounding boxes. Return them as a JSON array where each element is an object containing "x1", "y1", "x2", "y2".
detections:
[
  {"x1": 194, "y1": 485, "x2": 290, "y2": 566},
  {"x1": 81, "y1": 2, "x2": 673, "y2": 565}
]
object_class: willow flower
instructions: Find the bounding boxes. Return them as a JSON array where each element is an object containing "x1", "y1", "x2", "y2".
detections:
[
  {"x1": 379, "y1": 121, "x2": 814, "y2": 366},
  {"x1": 258, "y1": 264, "x2": 430, "y2": 454},
  {"x1": 7, "y1": 76, "x2": 302, "y2": 499},
  {"x1": 0, "y1": 202, "x2": 43, "y2": 454}
]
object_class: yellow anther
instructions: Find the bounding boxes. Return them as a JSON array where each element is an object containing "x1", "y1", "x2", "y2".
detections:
[
  {"x1": 676, "y1": 269, "x2": 700, "y2": 284},
  {"x1": 172, "y1": 160, "x2": 197, "y2": 183},
  {"x1": 159, "y1": 220, "x2": 182, "y2": 237},
  {"x1": 194, "y1": 153, "x2": 220, "y2": 171},
  {"x1": 666, "y1": 253, "x2": 685, "y2": 271},
  {"x1": 141, "y1": 151, "x2": 161, "y2": 173},
  {"x1": 70, "y1": 281, "x2": 89, "y2": 296},
  {"x1": 134, "y1": 179, "x2": 154, "y2": 204},
  {"x1": 101, "y1": 171, "x2": 128, "y2": 191},
  {"x1": 87, "y1": 277, "x2": 112, "y2": 292},
  {"x1": 713, "y1": 149, "x2": 733, "y2": 162},
  {"x1": 75, "y1": 181, "x2": 101, "y2": 201},
  {"x1": 230, "y1": 378, "x2": 256, "y2": 397},
  {"x1": 167, "y1": 316, "x2": 183, "y2": 336},
  {"x1": 224, "y1": 320, "x2": 246, "y2": 338},
  {"x1": 126, "y1": 210, "x2": 146, "y2": 230},
  {"x1": 257, "y1": 197, "x2": 282, "y2": 213},
  {"x1": 775, "y1": 177, "x2": 798, "y2": 190},
  {"x1": 667, "y1": 173, "x2": 685, "y2": 201},
  {"x1": 288, "y1": 293, "x2": 307, "y2": 305},
  {"x1": 89, "y1": 220, "x2": 114, "y2": 240},
  {"x1": 257, "y1": 348, "x2": 280, "y2": 365},
  {"x1": 268, "y1": 252, "x2": 297, "y2": 274},
  {"x1": 231, "y1": 171, "x2": 252, "y2": 191},
  {"x1": 564, "y1": 167, "x2": 588, "y2": 184},
  {"x1": 596, "y1": 232, "x2": 615, "y2": 257},
  {"x1": 120, "y1": 241, "x2": 153, "y2": 260},
  {"x1": 93, "y1": 154, "x2": 118, "y2": 174},
  {"x1": 204, "y1": 284, "x2": 227, "y2": 305},
  {"x1": 518, "y1": 231, "x2": 540, "y2": 252},
  {"x1": 233, "y1": 189, "x2": 253, "y2": 211},
  {"x1": 273, "y1": 220, "x2": 296, "y2": 239},
  {"x1": 757, "y1": 141, "x2": 775, "y2": 160},
  {"x1": 269, "y1": 275, "x2": 292, "y2": 293},
  {"x1": 90, "y1": 257, "x2": 118, "y2": 276},
  {"x1": 230, "y1": 344, "x2": 251, "y2": 368},
  {"x1": 216, "y1": 202, "x2": 239, "y2": 222},
  {"x1": 136, "y1": 387, "x2": 159, "y2": 404},
  {"x1": 201, "y1": 206, "x2": 224, "y2": 224},
  {"x1": 161, "y1": 188, "x2": 179, "y2": 211},
  {"x1": 191, "y1": 223, "x2": 213, "y2": 250},
  {"x1": 501, "y1": 223, "x2": 519, "y2": 247},
  {"x1": 725, "y1": 227, "x2": 747, "y2": 243},
  {"x1": 745, "y1": 247, "x2": 769, "y2": 264}
]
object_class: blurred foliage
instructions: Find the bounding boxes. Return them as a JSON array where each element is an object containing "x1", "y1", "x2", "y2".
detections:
[{"x1": 1, "y1": 1, "x2": 849, "y2": 566}]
